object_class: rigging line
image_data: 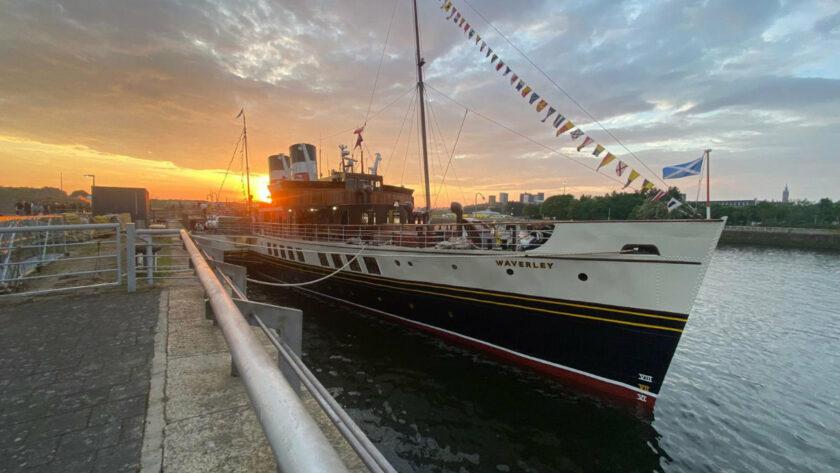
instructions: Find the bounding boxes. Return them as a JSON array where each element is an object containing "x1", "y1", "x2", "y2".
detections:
[
  {"x1": 425, "y1": 83, "x2": 629, "y2": 188},
  {"x1": 459, "y1": 0, "x2": 670, "y2": 190},
  {"x1": 217, "y1": 132, "x2": 245, "y2": 202},
  {"x1": 382, "y1": 87, "x2": 418, "y2": 179},
  {"x1": 400, "y1": 94, "x2": 419, "y2": 185},
  {"x1": 363, "y1": 0, "x2": 400, "y2": 125},
  {"x1": 433, "y1": 108, "x2": 468, "y2": 208},
  {"x1": 321, "y1": 85, "x2": 416, "y2": 140},
  {"x1": 426, "y1": 94, "x2": 453, "y2": 205}
]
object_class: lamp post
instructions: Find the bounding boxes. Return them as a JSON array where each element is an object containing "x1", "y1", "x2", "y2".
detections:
[
  {"x1": 84, "y1": 174, "x2": 96, "y2": 214},
  {"x1": 474, "y1": 192, "x2": 485, "y2": 215}
]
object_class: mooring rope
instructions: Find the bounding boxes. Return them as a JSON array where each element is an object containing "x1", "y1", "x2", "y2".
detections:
[{"x1": 244, "y1": 246, "x2": 365, "y2": 287}]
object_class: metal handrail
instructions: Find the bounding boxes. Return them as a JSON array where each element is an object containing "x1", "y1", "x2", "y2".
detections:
[{"x1": 180, "y1": 229, "x2": 350, "y2": 473}]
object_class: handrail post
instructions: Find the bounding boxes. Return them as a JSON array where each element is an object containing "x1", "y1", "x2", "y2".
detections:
[
  {"x1": 115, "y1": 224, "x2": 122, "y2": 286},
  {"x1": 146, "y1": 233, "x2": 154, "y2": 286},
  {"x1": 127, "y1": 223, "x2": 136, "y2": 292}
]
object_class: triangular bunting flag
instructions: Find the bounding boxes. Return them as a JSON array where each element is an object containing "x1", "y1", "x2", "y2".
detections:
[
  {"x1": 510, "y1": 74, "x2": 518, "y2": 85},
  {"x1": 641, "y1": 179, "x2": 655, "y2": 191},
  {"x1": 570, "y1": 129, "x2": 584, "y2": 140},
  {"x1": 536, "y1": 99, "x2": 548, "y2": 112},
  {"x1": 616, "y1": 161, "x2": 628, "y2": 176},
  {"x1": 528, "y1": 92, "x2": 540, "y2": 105},
  {"x1": 552, "y1": 114, "x2": 566, "y2": 128},
  {"x1": 486, "y1": 48, "x2": 493, "y2": 58},
  {"x1": 496, "y1": 61, "x2": 504, "y2": 71},
  {"x1": 480, "y1": 41, "x2": 487, "y2": 52},
  {"x1": 468, "y1": 29, "x2": 475, "y2": 39},
  {"x1": 446, "y1": 7, "x2": 457, "y2": 19},
  {"x1": 491, "y1": 54, "x2": 498, "y2": 64},
  {"x1": 441, "y1": 1, "x2": 453, "y2": 12},
  {"x1": 475, "y1": 34, "x2": 481, "y2": 45},
  {"x1": 541, "y1": 107, "x2": 557, "y2": 122},
  {"x1": 454, "y1": 12, "x2": 461, "y2": 23},
  {"x1": 623, "y1": 170, "x2": 640, "y2": 189},
  {"x1": 459, "y1": 17, "x2": 465, "y2": 27},
  {"x1": 576, "y1": 136, "x2": 594, "y2": 151},
  {"x1": 463, "y1": 22, "x2": 470, "y2": 32},
  {"x1": 592, "y1": 144, "x2": 606, "y2": 157},
  {"x1": 521, "y1": 86, "x2": 532, "y2": 97},
  {"x1": 503, "y1": 66, "x2": 511, "y2": 76},
  {"x1": 597, "y1": 153, "x2": 616, "y2": 170},
  {"x1": 556, "y1": 121, "x2": 575, "y2": 136},
  {"x1": 515, "y1": 80, "x2": 524, "y2": 91}
]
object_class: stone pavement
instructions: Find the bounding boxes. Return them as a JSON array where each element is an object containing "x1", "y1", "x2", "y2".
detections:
[{"x1": 0, "y1": 288, "x2": 160, "y2": 473}]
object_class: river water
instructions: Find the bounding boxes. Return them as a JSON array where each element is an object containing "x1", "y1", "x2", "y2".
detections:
[{"x1": 251, "y1": 245, "x2": 840, "y2": 472}]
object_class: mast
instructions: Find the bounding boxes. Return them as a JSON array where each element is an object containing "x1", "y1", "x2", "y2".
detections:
[
  {"x1": 412, "y1": 0, "x2": 432, "y2": 215},
  {"x1": 241, "y1": 110, "x2": 253, "y2": 217},
  {"x1": 705, "y1": 149, "x2": 712, "y2": 220}
]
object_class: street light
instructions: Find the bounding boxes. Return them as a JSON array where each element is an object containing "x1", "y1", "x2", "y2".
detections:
[{"x1": 84, "y1": 174, "x2": 96, "y2": 214}]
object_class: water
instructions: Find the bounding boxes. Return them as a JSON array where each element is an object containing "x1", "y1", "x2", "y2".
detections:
[{"x1": 250, "y1": 246, "x2": 840, "y2": 472}]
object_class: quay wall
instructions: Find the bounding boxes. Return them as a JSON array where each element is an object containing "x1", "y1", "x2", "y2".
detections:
[{"x1": 720, "y1": 226, "x2": 840, "y2": 250}]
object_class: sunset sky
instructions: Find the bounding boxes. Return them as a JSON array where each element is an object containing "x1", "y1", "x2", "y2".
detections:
[{"x1": 1, "y1": 0, "x2": 839, "y2": 206}]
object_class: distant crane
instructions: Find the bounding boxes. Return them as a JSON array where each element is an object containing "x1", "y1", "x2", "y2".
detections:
[{"x1": 369, "y1": 153, "x2": 382, "y2": 176}]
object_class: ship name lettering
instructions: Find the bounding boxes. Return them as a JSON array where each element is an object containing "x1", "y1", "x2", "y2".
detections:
[{"x1": 495, "y1": 260, "x2": 554, "y2": 270}]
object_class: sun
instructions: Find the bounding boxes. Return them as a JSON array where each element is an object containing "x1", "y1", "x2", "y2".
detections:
[{"x1": 254, "y1": 174, "x2": 272, "y2": 203}]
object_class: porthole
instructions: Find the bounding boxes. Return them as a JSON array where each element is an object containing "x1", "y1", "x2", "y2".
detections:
[
  {"x1": 394, "y1": 260, "x2": 401, "y2": 266},
  {"x1": 451, "y1": 264, "x2": 458, "y2": 270},
  {"x1": 408, "y1": 303, "x2": 415, "y2": 310},
  {"x1": 506, "y1": 268, "x2": 514, "y2": 276},
  {"x1": 578, "y1": 273, "x2": 589, "y2": 281},
  {"x1": 407, "y1": 261, "x2": 414, "y2": 267}
]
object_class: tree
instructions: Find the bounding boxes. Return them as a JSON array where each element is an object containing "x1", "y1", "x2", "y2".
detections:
[
  {"x1": 69, "y1": 189, "x2": 89, "y2": 198},
  {"x1": 541, "y1": 194, "x2": 576, "y2": 219}
]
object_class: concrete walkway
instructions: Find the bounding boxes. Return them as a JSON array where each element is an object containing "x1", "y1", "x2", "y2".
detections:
[{"x1": 1, "y1": 274, "x2": 370, "y2": 472}]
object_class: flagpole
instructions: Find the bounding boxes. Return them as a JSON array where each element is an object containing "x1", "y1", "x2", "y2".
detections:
[
  {"x1": 705, "y1": 149, "x2": 712, "y2": 220},
  {"x1": 241, "y1": 110, "x2": 252, "y2": 219},
  {"x1": 412, "y1": 0, "x2": 432, "y2": 218}
]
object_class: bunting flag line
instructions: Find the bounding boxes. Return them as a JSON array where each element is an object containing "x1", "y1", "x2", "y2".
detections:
[
  {"x1": 651, "y1": 189, "x2": 668, "y2": 201},
  {"x1": 616, "y1": 160, "x2": 628, "y2": 176},
  {"x1": 437, "y1": 1, "x2": 659, "y2": 194},
  {"x1": 541, "y1": 107, "x2": 556, "y2": 122},
  {"x1": 556, "y1": 121, "x2": 575, "y2": 136},
  {"x1": 597, "y1": 153, "x2": 616, "y2": 170},
  {"x1": 576, "y1": 136, "x2": 594, "y2": 152},
  {"x1": 623, "y1": 169, "x2": 640, "y2": 189}
]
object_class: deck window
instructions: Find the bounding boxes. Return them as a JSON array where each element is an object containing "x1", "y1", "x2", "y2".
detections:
[
  {"x1": 296, "y1": 249, "x2": 305, "y2": 262},
  {"x1": 286, "y1": 246, "x2": 294, "y2": 261},
  {"x1": 279, "y1": 246, "x2": 287, "y2": 259},
  {"x1": 363, "y1": 256, "x2": 381, "y2": 275},
  {"x1": 346, "y1": 255, "x2": 362, "y2": 272},
  {"x1": 318, "y1": 252, "x2": 329, "y2": 267}
]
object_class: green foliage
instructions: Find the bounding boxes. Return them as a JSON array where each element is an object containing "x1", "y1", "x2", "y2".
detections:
[{"x1": 713, "y1": 199, "x2": 840, "y2": 228}]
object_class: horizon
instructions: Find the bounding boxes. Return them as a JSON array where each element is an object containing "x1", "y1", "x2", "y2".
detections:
[{"x1": 1, "y1": 0, "x2": 839, "y2": 203}]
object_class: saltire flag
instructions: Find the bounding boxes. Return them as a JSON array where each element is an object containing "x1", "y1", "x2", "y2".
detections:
[
  {"x1": 641, "y1": 179, "x2": 655, "y2": 191},
  {"x1": 666, "y1": 198, "x2": 683, "y2": 213},
  {"x1": 468, "y1": 29, "x2": 475, "y2": 39},
  {"x1": 623, "y1": 169, "x2": 640, "y2": 188},
  {"x1": 515, "y1": 80, "x2": 524, "y2": 91},
  {"x1": 592, "y1": 144, "x2": 606, "y2": 157},
  {"x1": 541, "y1": 107, "x2": 557, "y2": 122},
  {"x1": 597, "y1": 153, "x2": 616, "y2": 170},
  {"x1": 496, "y1": 61, "x2": 504, "y2": 71},
  {"x1": 510, "y1": 74, "x2": 518, "y2": 84},
  {"x1": 651, "y1": 189, "x2": 667, "y2": 201},
  {"x1": 521, "y1": 86, "x2": 532, "y2": 97},
  {"x1": 552, "y1": 114, "x2": 566, "y2": 127},
  {"x1": 556, "y1": 121, "x2": 575, "y2": 136},
  {"x1": 663, "y1": 156, "x2": 704, "y2": 179},
  {"x1": 528, "y1": 92, "x2": 540, "y2": 105},
  {"x1": 576, "y1": 136, "x2": 594, "y2": 151},
  {"x1": 616, "y1": 160, "x2": 628, "y2": 176},
  {"x1": 536, "y1": 99, "x2": 548, "y2": 112},
  {"x1": 570, "y1": 129, "x2": 584, "y2": 140}
]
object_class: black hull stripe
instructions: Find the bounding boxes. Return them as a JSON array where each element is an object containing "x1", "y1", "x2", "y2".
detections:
[
  {"x1": 242, "y1": 247, "x2": 689, "y2": 322},
  {"x1": 243, "y1": 252, "x2": 685, "y2": 333}
]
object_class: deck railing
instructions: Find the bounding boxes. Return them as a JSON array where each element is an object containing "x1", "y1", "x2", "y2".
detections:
[{"x1": 216, "y1": 221, "x2": 555, "y2": 252}]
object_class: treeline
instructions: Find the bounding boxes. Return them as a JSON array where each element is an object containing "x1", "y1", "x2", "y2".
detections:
[
  {"x1": 712, "y1": 199, "x2": 840, "y2": 228},
  {"x1": 466, "y1": 191, "x2": 840, "y2": 228}
]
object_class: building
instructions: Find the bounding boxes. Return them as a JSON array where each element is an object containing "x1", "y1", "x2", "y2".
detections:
[
  {"x1": 91, "y1": 186, "x2": 150, "y2": 227},
  {"x1": 488, "y1": 195, "x2": 496, "y2": 205},
  {"x1": 536, "y1": 192, "x2": 545, "y2": 203},
  {"x1": 519, "y1": 193, "x2": 531, "y2": 203},
  {"x1": 782, "y1": 185, "x2": 790, "y2": 203},
  {"x1": 499, "y1": 192, "x2": 509, "y2": 204}
]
